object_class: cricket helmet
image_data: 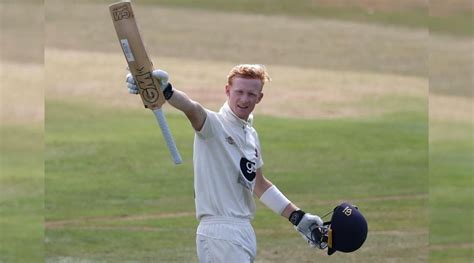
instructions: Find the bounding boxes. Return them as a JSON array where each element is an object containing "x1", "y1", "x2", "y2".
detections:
[{"x1": 312, "y1": 202, "x2": 368, "y2": 255}]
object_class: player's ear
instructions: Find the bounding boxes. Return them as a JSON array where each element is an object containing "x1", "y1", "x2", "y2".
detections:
[
  {"x1": 256, "y1": 92, "x2": 264, "y2": 104},
  {"x1": 225, "y1": 84, "x2": 231, "y2": 97}
]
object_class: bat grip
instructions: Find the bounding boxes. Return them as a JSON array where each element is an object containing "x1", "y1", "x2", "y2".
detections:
[{"x1": 152, "y1": 108, "x2": 183, "y2": 165}]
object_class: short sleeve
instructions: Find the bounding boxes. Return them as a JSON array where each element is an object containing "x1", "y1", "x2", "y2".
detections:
[{"x1": 196, "y1": 109, "x2": 217, "y2": 140}]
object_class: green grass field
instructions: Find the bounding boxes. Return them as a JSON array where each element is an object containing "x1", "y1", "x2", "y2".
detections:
[
  {"x1": 43, "y1": 98, "x2": 428, "y2": 262},
  {"x1": 0, "y1": 125, "x2": 44, "y2": 262},
  {"x1": 1, "y1": 0, "x2": 472, "y2": 262},
  {"x1": 83, "y1": 0, "x2": 473, "y2": 36},
  {"x1": 135, "y1": 0, "x2": 473, "y2": 36},
  {"x1": 429, "y1": 119, "x2": 473, "y2": 263}
]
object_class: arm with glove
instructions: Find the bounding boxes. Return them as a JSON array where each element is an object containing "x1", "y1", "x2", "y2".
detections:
[
  {"x1": 126, "y1": 70, "x2": 207, "y2": 131},
  {"x1": 254, "y1": 168, "x2": 327, "y2": 249}
]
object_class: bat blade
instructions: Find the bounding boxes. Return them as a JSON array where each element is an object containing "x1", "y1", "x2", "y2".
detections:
[
  {"x1": 109, "y1": 1, "x2": 182, "y2": 165},
  {"x1": 109, "y1": 1, "x2": 165, "y2": 109}
]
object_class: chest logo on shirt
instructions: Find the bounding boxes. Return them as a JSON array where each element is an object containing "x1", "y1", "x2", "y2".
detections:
[{"x1": 240, "y1": 157, "x2": 256, "y2": 182}]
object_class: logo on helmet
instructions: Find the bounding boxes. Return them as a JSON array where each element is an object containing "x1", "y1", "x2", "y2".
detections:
[{"x1": 342, "y1": 206, "x2": 352, "y2": 216}]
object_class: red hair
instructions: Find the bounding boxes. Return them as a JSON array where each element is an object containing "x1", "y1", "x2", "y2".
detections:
[{"x1": 227, "y1": 64, "x2": 271, "y2": 86}]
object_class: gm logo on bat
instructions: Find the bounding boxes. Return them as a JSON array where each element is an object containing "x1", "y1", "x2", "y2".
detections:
[
  {"x1": 136, "y1": 72, "x2": 160, "y2": 104},
  {"x1": 112, "y1": 5, "x2": 133, "y2": 21}
]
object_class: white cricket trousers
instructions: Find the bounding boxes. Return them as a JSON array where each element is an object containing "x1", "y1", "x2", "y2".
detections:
[{"x1": 196, "y1": 216, "x2": 257, "y2": 263}]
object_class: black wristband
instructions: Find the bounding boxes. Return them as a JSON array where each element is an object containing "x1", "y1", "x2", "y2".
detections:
[
  {"x1": 289, "y1": 210, "x2": 305, "y2": 226},
  {"x1": 163, "y1": 83, "x2": 174, "y2": 100}
]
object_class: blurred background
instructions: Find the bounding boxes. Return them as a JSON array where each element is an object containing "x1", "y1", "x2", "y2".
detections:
[
  {"x1": 1, "y1": 0, "x2": 45, "y2": 262},
  {"x1": 0, "y1": 0, "x2": 471, "y2": 262}
]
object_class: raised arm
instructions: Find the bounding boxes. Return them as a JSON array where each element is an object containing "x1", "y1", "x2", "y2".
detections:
[
  {"x1": 127, "y1": 70, "x2": 207, "y2": 131},
  {"x1": 166, "y1": 89, "x2": 207, "y2": 132}
]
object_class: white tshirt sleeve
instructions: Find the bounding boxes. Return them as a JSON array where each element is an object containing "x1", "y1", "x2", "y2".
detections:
[{"x1": 196, "y1": 109, "x2": 216, "y2": 140}]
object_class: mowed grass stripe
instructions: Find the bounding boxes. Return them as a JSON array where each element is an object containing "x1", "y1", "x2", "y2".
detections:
[
  {"x1": 45, "y1": 48, "x2": 427, "y2": 121},
  {"x1": 45, "y1": 192, "x2": 427, "y2": 229},
  {"x1": 46, "y1": 2, "x2": 428, "y2": 76},
  {"x1": 79, "y1": 0, "x2": 472, "y2": 36}
]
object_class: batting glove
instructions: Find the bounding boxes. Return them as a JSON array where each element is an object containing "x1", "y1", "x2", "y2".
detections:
[
  {"x1": 289, "y1": 210, "x2": 325, "y2": 249},
  {"x1": 126, "y1": 73, "x2": 139, "y2": 94},
  {"x1": 125, "y1": 70, "x2": 174, "y2": 100}
]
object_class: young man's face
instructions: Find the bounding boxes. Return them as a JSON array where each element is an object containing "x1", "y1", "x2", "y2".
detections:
[{"x1": 225, "y1": 77, "x2": 264, "y2": 120}]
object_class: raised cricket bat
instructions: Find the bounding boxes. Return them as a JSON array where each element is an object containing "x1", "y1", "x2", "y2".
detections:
[{"x1": 109, "y1": 1, "x2": 182, "y2": 164}]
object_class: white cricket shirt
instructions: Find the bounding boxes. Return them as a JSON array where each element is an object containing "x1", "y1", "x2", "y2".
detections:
[{"x1": 194, "y1": 102, "x2": 264, "y2": 220}]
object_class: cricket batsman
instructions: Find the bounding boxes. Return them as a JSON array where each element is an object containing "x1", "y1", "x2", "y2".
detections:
[{"x1": 126, "y1": 64, "x2": 367, "y2": 262}]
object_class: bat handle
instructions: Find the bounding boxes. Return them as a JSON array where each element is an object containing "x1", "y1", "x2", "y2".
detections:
[{"x1": 152, "y1": 108, "x2": 183, "y2": 165}]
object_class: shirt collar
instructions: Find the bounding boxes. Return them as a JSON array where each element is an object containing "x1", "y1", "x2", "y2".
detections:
[{"x1": 220, "y1": 101, "x2": 253, "y2": 128}]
